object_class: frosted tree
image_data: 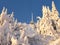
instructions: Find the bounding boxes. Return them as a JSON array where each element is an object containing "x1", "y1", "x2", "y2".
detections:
[{"x1": 0, "y1": 1, "x2": 60, "y2": 45}]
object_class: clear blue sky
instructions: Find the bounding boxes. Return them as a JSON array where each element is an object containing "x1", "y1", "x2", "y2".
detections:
[{"x1": 0, "y1": 0, "x2": 60, "y2": 23}]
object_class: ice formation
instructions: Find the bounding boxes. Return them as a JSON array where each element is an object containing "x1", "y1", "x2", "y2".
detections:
[{"x1": 0, "y1": 1, "x2": 60, "y2": 45}]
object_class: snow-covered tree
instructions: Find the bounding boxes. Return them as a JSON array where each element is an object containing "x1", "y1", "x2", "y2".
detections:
[{"x1": 0, "y1": 1, "x2": 60, "y2": 45}]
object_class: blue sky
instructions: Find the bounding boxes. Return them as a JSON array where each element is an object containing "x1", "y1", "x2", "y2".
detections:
[{"x1": 0, "y1": 0, "x2": 60, "y2": 23}]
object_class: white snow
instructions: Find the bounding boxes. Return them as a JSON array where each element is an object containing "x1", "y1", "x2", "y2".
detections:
[{"x1": 0, "y1": 1, "x2": 60, "y2": 45}]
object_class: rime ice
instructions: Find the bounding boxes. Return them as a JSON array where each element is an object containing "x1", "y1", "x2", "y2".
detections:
[{"x1": 0, "y1": 1, "x2": 60, "y2": 45}]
